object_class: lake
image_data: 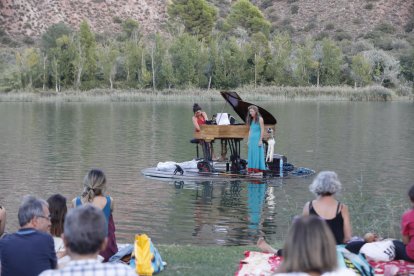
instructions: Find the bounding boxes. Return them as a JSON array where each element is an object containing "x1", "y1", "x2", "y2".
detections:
[{"x1": 0, "y1": 101, "x2": 413, "y2": 246}]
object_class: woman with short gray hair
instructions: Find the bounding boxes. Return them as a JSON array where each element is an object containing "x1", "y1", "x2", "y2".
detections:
[{"x1": 303, "y1": 171, "x2": 352, "y2": 244}]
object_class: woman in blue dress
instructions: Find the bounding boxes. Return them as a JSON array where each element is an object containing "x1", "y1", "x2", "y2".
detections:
[{"x1": 246, "y1": 105, "x2": 266, "y2": 176}]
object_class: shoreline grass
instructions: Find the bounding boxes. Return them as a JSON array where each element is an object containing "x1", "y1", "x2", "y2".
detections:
[
  {"x1": 157, "y1": 244, "x2": 260, "y2": 276},
  {"x1": 0, "y1": 85, "x2": 412, "y2": 102}
]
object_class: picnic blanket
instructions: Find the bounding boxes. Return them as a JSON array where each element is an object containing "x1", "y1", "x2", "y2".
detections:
[
  {"x1": 235, "y1": 251, "x2": 282, "y2": 276},
  {"x1": 368, "y1": 259, "x2": 414, "y2": 275},
  {"x1": 235, "y1": 251, "x2": 414, "y2": 276}
]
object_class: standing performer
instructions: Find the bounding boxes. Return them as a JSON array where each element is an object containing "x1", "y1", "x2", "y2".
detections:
[{"x1": 246, "y1": 105, "x2": 266, "y2": 176}]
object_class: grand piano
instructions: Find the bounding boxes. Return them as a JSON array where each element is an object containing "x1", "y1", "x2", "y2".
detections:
[{"x1": 193, "y1": 91, "x2": 277, "y2": 173}]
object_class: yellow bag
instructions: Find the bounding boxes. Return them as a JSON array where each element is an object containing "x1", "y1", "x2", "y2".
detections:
[{"x1": 134, "y1": 234, "x2": 154, "y2": 276}]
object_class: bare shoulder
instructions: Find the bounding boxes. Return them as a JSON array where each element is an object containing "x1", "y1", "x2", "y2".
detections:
[{"x1": 302, "y1": 201, "x2": 310, "y2": 215}]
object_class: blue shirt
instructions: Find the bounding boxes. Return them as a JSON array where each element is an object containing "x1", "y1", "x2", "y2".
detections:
[{"x1": 0, "y1": 228, "x2": 57, "y2": 276}]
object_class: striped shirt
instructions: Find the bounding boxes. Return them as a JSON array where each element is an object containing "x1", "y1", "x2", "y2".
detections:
[{"x1": 39, "y1": 258, "x2": 136, "y2": 276}]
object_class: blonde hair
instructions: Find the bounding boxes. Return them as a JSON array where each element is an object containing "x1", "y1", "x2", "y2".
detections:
[
  {"x1": 246, "y1": 105, "x2": 261, "y2": 125},
  {"x1": 81, "y1": 169, "x2": 107, "y2": 203},
  {"x1": 279, "y1": 215, "x2": 337, "y2": 274}
]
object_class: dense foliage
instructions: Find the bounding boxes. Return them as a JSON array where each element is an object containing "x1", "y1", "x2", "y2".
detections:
[{"x1": 0, "y1": 0, "x2": 413, "y2": 93}]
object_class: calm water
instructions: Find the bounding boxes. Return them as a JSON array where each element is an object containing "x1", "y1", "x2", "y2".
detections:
[{"x1": 0, "y1": 101, "x2": 413, "y2": 246}]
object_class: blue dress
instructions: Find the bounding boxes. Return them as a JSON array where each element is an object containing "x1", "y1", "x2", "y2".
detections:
[{"x1": 248, "y1": 121, "x2": 266, "y2": 172}]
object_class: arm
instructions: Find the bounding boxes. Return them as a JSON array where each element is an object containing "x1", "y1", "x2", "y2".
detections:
[
  {"x1": 259, "y1": 117, "x2": 265, "y2": 146},
  {"x1": 0, "y1": 206, "x2": 6, "y2": 236},
  {"x1": 341, "y1": 204, "x2": 352, "y2": 243},
  {"x1": 192, "y1": 116, "x2": 201, "y2": 132},
  {"x1": 403, "y1": 235, "x2": 410, "y2": 245},
  {"x1": 302, "y1": 202, "x2": 310, "y2": 216},
  {"x1": 202, "y1": 111, "x2": 208, "y2": 121},
  {"x1": 110, "y1": 197, "x2": 114, "y2": 212}
]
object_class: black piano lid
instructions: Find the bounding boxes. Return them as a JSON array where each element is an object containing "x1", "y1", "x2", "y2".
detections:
[{"x1": 220, "y1": 91, "x2": 277, "y2": 125}]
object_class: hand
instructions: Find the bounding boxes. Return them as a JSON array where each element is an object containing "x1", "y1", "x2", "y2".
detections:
[{"x1": 258, "y1": 141, "x2": 263, "y2": 147}]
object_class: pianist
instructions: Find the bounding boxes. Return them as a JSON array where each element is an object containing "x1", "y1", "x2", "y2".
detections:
[{"x1": 192, "y1": 103, "x2": 215, "y2": 161}]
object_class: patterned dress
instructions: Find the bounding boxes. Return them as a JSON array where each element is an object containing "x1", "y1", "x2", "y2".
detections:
[{"x1": 247, "y1": 121, "x2": 266, "y2": 173}]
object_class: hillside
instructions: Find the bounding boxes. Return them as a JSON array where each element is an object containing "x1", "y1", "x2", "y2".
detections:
[{"x1": 0, "y1": 0, "x2": 413, "y2": 40}]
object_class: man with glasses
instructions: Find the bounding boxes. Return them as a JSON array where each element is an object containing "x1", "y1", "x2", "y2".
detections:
[{"x1": 0, "y1": 195, "x2": 57, "y2": 276}]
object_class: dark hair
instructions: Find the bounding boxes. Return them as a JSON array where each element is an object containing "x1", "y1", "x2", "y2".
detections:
[
  {"x1": 64, "y1": 205, "x2": 107, "y2": 255},
  {"x1": 47, "y1": 194, "x2": 67, "y2": 237},
  {"x1": 409, "y1": 185, "x2": 414, "y2": 202},
  {"x1": 193, "y1": 103, "x2": 202, "y2": 113}
]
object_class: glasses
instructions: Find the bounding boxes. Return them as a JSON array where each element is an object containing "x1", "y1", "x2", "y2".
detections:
[{"x1": 37, "y1": 215, "x2": 51, "y2": 221}]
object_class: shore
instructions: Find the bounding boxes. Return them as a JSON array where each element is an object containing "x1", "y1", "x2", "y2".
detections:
[{"x1": 0, "y1": 85, "x2": 412, "y2": 102}]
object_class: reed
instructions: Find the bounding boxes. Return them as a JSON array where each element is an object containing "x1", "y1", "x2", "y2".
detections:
[{"x1": 0, "y1": 85, "x2": 407, "y2": 102}]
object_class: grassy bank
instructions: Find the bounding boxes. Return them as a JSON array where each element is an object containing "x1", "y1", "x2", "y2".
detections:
[
  {"x1": 0, "y1": 85, "x2": 411, "y2": 102},
  {"x1": 157, "y1": 244, "x2": 260, "y2": 276}
]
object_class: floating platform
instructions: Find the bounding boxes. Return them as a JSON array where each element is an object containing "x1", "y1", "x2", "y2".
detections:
[{"x1": 141, "y1": 164, "x2": 315, "y2": 182}]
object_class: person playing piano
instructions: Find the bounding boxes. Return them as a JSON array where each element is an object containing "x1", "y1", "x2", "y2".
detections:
[
  {"x1": 246, "y1": 105, "x2": 266, "y2": 176},
  {"x1": 192, "y1": 103, "x2": 215, "y2": 161},
  {"x1": 192, "y1": 103, "x2": 208, "y2": 131}
]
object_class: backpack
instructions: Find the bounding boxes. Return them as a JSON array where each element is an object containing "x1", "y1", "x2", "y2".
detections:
[{"x1": 130, "y1": 234, "x2": 165, "y2": 275}]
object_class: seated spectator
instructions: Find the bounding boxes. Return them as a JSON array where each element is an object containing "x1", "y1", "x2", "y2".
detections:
[
  {"x1": 72, "y1": 169, "x2": 118, "y2": 261},
  {"x1": 0, "y1": 195, "x2": 57, "y2": 276},
  {"x1": 276, "y1": 215, "x2": 356, "y2": 275},
  {"x1": 392, "y1": 184, "x2": 414, "y2": 262},
  {"x1": 0, "y1": 205, "x2": 6, "y2": 239},
  {"x1": 47, "y1": 194, "x2": 67, "y2": 259},
  {"x1": 39, "y1": 204, "x2": 136, "y2": 276},
  {"x1": 302, "y1": 171, "x2": 352, "y2": 244}
]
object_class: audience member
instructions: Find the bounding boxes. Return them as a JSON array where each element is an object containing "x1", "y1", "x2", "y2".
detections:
[
  {"x1": 72, "y1": 169, "x2": 118, "y2": 261},
  {"x1": 0, "y1": 195, "x2": 57, "y2": 276},
  {"x1": 0, "y1": 205, "x2": 6, "y2": 239},
  {"x1": 47, "y1": 194, "x2": 67, "y2": 259},
  {"x1": 302, "y1": 171, "x2": 352, "y2": 244},
  {"x1": 392, "y1": 184, "x2": 414, "y2": 261},
  {"x1": 40, "y1": 204, "x2": 136, "y2": 276},
  {"x1": 275, "y1": 215, "x2": 356, "y2": 275}
]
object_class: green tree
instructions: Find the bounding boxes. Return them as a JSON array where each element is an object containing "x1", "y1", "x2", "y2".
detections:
[
  {"x1": 121, "y1": 19, "x2": 140, "y2": 42},
  {"x1": 362, "y1": 49, "x2": 400, "y2": 86},
  {"x1": 50, "y1": 35, "x2": 75, "y2": 91},
  {"x1": 351, "y1": 54, "x2": 372, "y2": 87},
  {"x1": 225, "y1": 0, "x2": 271, "y2": 36},
  {"x1": 41, "y1": 22, "x2": 72, "y2": 51},
  {"x1": 293, "y1": 40, "x2": 315, "y2": 85},
  {"x1": 97, "y1": 40, "x2": 119, "y2": 89},
  {"x1": 266, "y1": 32, "x2": 292, "y2": 85},
  {"x1": 15, "y1": 48, "x2": 41, "y2": 89},
  {"x1": 169, "y1": 34, "x2": 203, "y2": 87},
  {"x1": 123, "y1": 40, "x2": 143, "y2": 84},
  {"x1": 73, "y1": 20, "x2": 97, "y2": 89},
  {"x1": 212, "y1": 37, "x2": 245, "y2": 88},
  {"x1": 319, "y1": 38, "x2": 343, "y2": 85},
  {"x1": 168, "y1": 0, "x2": 217, "y2": 40}
]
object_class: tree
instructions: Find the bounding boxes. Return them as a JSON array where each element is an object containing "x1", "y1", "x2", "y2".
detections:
[
  {"x1": 41, "y1": 22, "x2": 72, "y2": 51},
  {"x1": 362, "y1": 49, "x2": 400, "y2": 86},
  {"x1": 293, "y1": 40, "x2": 315, "y2": 85},
  {"x1": 266, "y1": 32, "x2": 292, "y2": 85},
  {"x1": 15, "y1": 48, "x2": 40, "y2": 89},
  {"x1": 97, "y1": 41, "x2": 119, "y2": 89},
  {"x1": 351, "y1": 54, "x2": 372, "y2": 88},
  {"x1": 225, "y1": 0, "x2": 271, "y2": 36},
  {"x1": 168, "y1": 0, "x2": 217, "y2": 40},
  {"x1": 73, "y1": 20, "x2": 97, "y2": 89},
  {"x1": 121, "y1": 19, "x2": 140, "y2": 42},
  {"x1": 169, "y1": 34, "x2": 203, "y2": 87},
  {"x1": 319, "y1": 38, "x2": 343, "y2": 85}
]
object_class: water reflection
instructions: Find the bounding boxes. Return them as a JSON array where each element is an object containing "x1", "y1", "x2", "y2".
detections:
[{"x1": 168, "y1": 179, "x2": 280, "y2": 245}]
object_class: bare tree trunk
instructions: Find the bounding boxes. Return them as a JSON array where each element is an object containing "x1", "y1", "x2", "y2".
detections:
[
  {"x1": 254, "y1": 53, "x2": 257, "y2": 89},
  {"x1": 207, "y1": 75, "x2": 212, "y2": 90},
  {"x1": 151, "y1": 44, "x2": 155, "y2": 92},
  {"x1": 43, "y1": 54, "x2": 47, "y2": 91},
  {"x1": 316, "y1": 68, "x2": 320, "y2": 87}
]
